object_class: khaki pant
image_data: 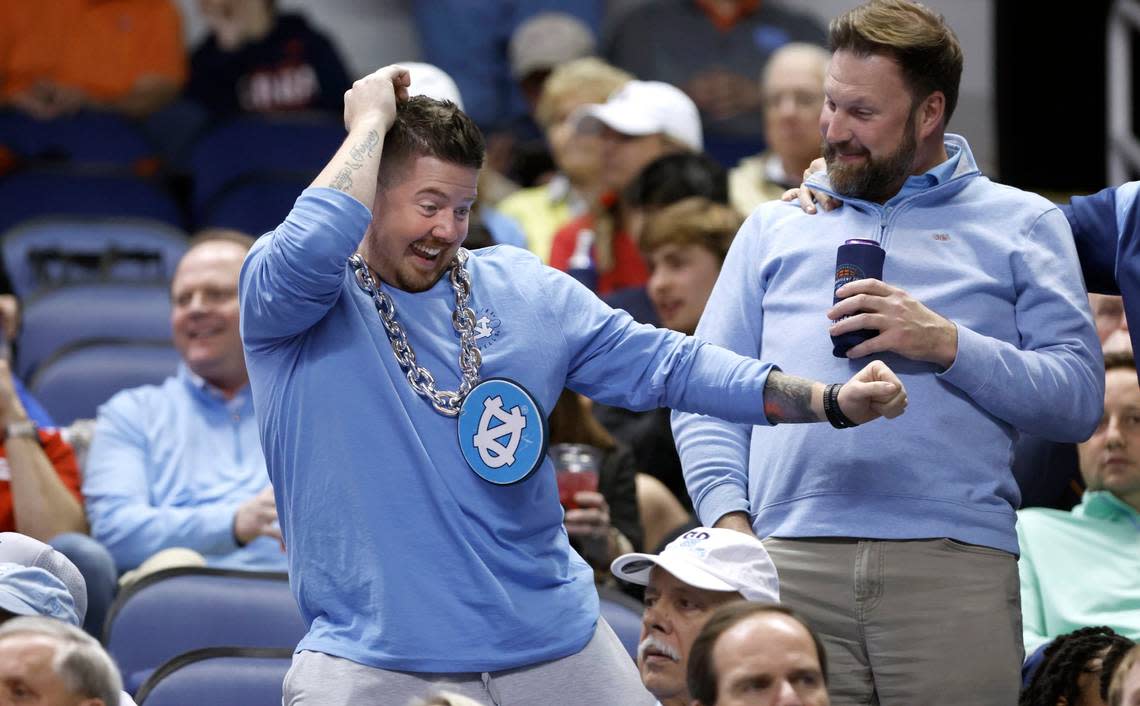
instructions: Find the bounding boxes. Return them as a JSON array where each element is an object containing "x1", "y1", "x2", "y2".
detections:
[
  {"x1": 117, "y1": 547, "x2": 206, "y2": 589},
  {"x1": 764, "y1": 537, "x2": 1023, "y2": 706},
  {"x1": 283, "y1": 619, "x2": 654, "y2": 706}
]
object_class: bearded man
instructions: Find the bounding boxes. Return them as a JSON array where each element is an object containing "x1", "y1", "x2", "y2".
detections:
[{"x1": 672, "y1": 2, "x2": 1103, "y2": 705}]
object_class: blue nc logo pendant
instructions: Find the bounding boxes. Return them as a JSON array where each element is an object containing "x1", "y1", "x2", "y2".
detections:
[{"x1": 457, "y1": 378, "x2": 548, "y2": 485}]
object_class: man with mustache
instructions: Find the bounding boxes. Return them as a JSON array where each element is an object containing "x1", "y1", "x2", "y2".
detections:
[
  {"x1": 239, "y1": 64, "x2": 908, "y2": 704},
  {"x1": 672, "y1": 2, "x2": 1103, "y2": 704},
  {"x1": 610, "y1": 528, "x2": 779, "y2": 706}
]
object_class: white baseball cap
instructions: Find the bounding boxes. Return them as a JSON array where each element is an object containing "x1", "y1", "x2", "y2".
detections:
[
  {"x1": 572, "y1": 80, "x2": 703, "y2": 151},
  {"x1": 610, "y1": 527, "x2": 779, "y2": 603},
  {"x1": 403, "y1": 62, "x2": 465, "y2": 111}
]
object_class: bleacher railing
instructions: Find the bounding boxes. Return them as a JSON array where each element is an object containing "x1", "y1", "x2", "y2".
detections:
[{"x1": 1109, "y1": 0, "x2": 1140, "y2": 183}]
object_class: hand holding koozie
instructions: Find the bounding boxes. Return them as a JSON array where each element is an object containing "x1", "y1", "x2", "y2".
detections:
[{"x1": 830, "y1": 239, "x2": 885, "y2": 357}]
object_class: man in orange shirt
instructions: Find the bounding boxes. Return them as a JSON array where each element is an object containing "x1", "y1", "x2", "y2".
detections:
[{"x1": 0, "y1": 0, "x2": 186, "y2": 119}]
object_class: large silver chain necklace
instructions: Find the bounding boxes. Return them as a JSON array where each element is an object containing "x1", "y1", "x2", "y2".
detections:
[{"x1": 349, "y1": 249, "x2": 482, "y2": 416}]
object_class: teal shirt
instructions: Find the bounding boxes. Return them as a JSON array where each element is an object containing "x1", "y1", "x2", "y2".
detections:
[{"x1": 1016, "y1": 491, "x2": 1140, "y2": 653}]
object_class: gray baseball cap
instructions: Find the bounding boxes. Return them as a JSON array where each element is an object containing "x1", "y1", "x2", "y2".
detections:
[{"x1": 0, "y1": 533, "x2": 86, "y2": 625}]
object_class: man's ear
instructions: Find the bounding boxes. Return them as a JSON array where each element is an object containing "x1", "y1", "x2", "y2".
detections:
[
  {"x1": 917, "y1": 91, "x2": 947, "y2": 140},
  {"x1": 1055, "y1": 696, "x2": 1070, "y2": 706}
]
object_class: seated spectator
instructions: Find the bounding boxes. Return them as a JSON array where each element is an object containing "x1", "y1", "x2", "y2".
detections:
[
  {"x1": 548, "y1": 389, "x2": 640, "y2": 577},
  {"x1": 0, "y1": 616, "x2": 122, "y2": 706},
  {"x1": 186, "y1": 0, "x2": 352, "y2": 118},
  {"x1": 548, "y1": 80, "x2": 702, "y2": 294},
  {"x1": 0, "y1": 535, "x2": 137, "y2": 706},
  {"x1": 594, "y1": 197, "x2": 741, "y2": 525},
  {"x1": 505, "y1": 12, "x2": 598, "y2": 187},
  {"x1": 1110, "y1": 645, "x2": 1140, "y2": 706},
  {"x1": 729, "y1": 43, "x2": 829, "y2": 216},
  {"x1": 0, "y1": 0, "x2": 185, "y2": 120},
  {"x1": 611, "y1": 527, "x2": 779, "y2": 706},
  {"x1": 1014, "y1": 293, "x2": 1132, "y2": 512},
  {"x1": 687, "y1": 601, "x2": 830, "y2": 706},
  {"x1": 84, "y1": 230, "x2": 285, "y2": 583},
  {"x1": 1017, "y1": 351, "x2": 1140, "y2": 653},
  {"x1": 1020, "y1": 626, "x2": 1134, "y2": 706},
  {"x1": 0, "y1": 363, "x2": 115, "y2": 638},
  {"x1": 498, "y1": 58, "x2": 634, "y2": 263},
  {"x1": 604, "y1": 0, "x2": 826, "y2": 164}
]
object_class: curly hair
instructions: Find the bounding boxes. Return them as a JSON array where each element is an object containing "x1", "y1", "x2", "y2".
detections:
[{"x1": 1020, "y1": 626, "x2": 1136, "y2": 706}]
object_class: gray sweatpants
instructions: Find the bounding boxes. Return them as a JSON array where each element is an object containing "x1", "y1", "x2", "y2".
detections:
[
  {"x1": 282, "y1": 618, "x2": 655, "y2": 706},
  {"x1": 764, "y1": 537, "x2": 1023, "y2": 706}
]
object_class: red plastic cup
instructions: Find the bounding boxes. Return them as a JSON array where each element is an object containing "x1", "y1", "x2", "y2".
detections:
[
  {"x1": 550, "y1": 443, "x2": 601, "y2": 510},
  {"x1": 557, "y1": 468, "x2": 599, "y2": 510}
]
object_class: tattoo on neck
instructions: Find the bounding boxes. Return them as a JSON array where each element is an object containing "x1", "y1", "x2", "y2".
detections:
[
  {"x1": 330, "y1": 129, "x2": 381, "y2": 193},
  {"x1": 763, "y1": 370, "x2": 816, "y2": 423}
]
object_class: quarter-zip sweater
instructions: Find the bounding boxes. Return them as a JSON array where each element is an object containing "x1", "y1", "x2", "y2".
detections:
[{"x1": 674, "y1": 135, "x2": 1103, "y2": 554}]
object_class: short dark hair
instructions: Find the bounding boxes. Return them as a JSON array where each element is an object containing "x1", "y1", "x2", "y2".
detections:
[
  {"x1": 640, "y1": 197, "x2": 741, "y2": 265},
  {"x1": 829, "y1": 0, "x2": 963, "y2": 124},
  {"x1": 622, "y1": 152, "x2": 728, "y2": 210},
  {"x1": 688, "y1": 602, "x2": 828, "y2": 706},
  {"x1": 378, "y1": 96, "x2": 485, "y2": 187}
]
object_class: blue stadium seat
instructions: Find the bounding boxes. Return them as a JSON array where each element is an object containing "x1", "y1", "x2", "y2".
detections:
[
  {"x1": 2, "y1": 217, "x2": 187, "y2": 300},
  {"x1": 189, "y1": 115, "x2": 344, "y2": 214},
  {"x1": 105, "y1": 568, "x2": 305, "y2": 694},
  {"x1": 598, "y1": 585, "x2": 643, "y2": 659},
  {"x1": 28, "y1": 342, "x2": 179, "y2": 425},
  {"x1": 0, "y1": 110, "x2": 156, "y2": 169},
  {"x1": 196, "y1": 175, "x2": 306, "y2": 236},
  {"x1": 17, "y1": 283, "x2": 173, "y2": 380},
  {"x1": 135, "y1": 647, "x2": 292, "y2": 706},
  {"x1": 0, "y1": 168, "x2": 183, "y2": 234}
]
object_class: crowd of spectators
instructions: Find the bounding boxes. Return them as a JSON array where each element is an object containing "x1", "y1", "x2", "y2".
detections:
[{"x1": 0, "y1": 1, "x2": 1136, "y2": 704}]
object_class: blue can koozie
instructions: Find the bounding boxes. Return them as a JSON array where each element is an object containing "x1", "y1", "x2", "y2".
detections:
[{"x1": 831, "y1": 238, "x2": 885, "y2": 357}]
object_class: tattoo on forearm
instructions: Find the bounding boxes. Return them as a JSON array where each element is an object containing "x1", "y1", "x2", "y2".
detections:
[
  {"x1": 763, "y1": 371, "x2": 816, "y2": 423},
  {"x1": 329, "y1": 129, "x2": 381, "y2": 193}
]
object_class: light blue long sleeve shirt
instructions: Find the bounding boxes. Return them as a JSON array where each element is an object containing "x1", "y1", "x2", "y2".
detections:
[
  {"x1": 673, "y1": 135, "x2": 1103, "y2": 554},
  {"x1": 239, "y1": 187, "x2": 776, "y2": 672},
  {"x1": 1017, "y1": 491, "x2": 1140, "y2": 653},
  {"x1": 84, "y1": 366, "x2": 286, "y2": 572}
]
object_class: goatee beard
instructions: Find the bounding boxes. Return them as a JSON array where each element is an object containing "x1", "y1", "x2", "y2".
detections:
[{"x1": 823, "y1": 112, "x2": 918, "y2": 203}]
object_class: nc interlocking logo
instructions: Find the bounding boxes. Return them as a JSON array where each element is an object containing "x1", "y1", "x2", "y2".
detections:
[
  {"x1": 458, "y1": 378, "x2": 548, "y2": 485},
  {"x1": 472, "y1": 308, "x2": 501, "y2": 350},
  {"x1": 473, "y1": 395, "x2": 527, "y2": 468}
]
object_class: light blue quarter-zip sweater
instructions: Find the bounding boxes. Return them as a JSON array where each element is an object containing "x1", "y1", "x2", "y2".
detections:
[{"x1": 673, "y1": 135, "x2": 1103, "y2": 554}]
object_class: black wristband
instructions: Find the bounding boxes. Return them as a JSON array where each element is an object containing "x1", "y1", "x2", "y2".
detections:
[{"x1": 824, "y1": 383, "x2": 858, "y2": 429}]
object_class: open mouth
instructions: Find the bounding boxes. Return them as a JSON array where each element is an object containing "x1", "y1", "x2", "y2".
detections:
[
  {"x1": 410, "y1": 242, "x2": 444, "y2": 262},
  {"x1": 186, "y1": 325, "x2": 224, "y2": 341}
]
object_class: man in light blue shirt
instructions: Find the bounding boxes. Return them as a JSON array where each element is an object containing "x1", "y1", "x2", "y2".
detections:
[
  {"x1": 84, "y1": 231, "x2": 285, "y2": 579},
  {"x1": 1017, "y1": 351, "x2": 1140, "y2": 654},
  {"x1": 673, "y1": 3, "x2": 1102, "y2": 705}
]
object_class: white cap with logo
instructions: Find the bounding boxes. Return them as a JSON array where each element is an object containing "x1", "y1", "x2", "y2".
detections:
[
  {"x1": 572, "y1": 80, "x2": 703, "y2": 152},
  {"x1": 610, "y1": 527, "x2": 779, "y2": 603}
]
